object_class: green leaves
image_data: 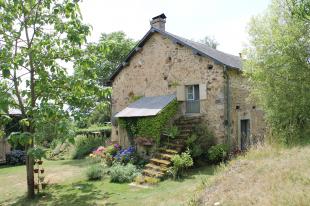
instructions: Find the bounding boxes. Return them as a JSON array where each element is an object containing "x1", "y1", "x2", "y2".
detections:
[
  {"x1": 8, "y1": 132, "x2": 32, "y2": 146},
  {"x1": 119, "y1": 100, "x2": 179, "y2": 144},
  {"x1": 244, "y1": 0, "x2": 310, "y2": 143},
  {"x1": 0, "y1": 114, "x2": 12, "y2": 125},
  {"x1": 27, "y1": 146, "x2": 46, "y2": 160}
]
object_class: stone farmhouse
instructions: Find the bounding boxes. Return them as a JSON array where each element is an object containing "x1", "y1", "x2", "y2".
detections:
[{"x1": 107, "y1": 14, "x2": 265, "y2": 151}]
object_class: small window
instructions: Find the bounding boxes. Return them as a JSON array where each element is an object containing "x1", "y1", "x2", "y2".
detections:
[
  {"x1": 187, "y1": 86, "x2": 194, "y2": 100},
  {"x1": 186, "y1": 85, "x2": 199, "y2": 100}
]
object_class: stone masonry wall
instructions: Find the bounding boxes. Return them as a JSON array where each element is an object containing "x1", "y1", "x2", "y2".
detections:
[
  {"x1": 229, "y1": 70, "x2": 266, "y2": 149},
  {"x1": 111, "y1": 33, "x2": 227, "y2": 146}
]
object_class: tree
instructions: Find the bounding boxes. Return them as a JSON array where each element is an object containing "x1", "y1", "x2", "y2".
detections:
[
  {"x1": 199, "y1": 36, "x2": 219, "y2": 49},
  {"x1": 244, "y1": 0, "x2": 310, "y2": 144},
  {"x1": 0, "y1": 0, "x2": 91, "y2": 198},
  {"x1": 75, "y1": 32, "x2": 136, "y2": 86},
  {"x1": 287, "y1": 0, "x2": 310, "y2": 20},
  {"x1": 73, "y1": 32, "x2": 135, "y2": 126}
]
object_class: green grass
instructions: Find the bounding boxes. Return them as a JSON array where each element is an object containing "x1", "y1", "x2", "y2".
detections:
[
  {"x1": 0, "y1": 159, "x2": 90, "y2": 205},
  {"x1": 0, "y1": 159, "x2": 215, "y2": 206}
]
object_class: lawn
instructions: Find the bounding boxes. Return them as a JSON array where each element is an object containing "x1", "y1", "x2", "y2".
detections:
[{"x1": 0, "y1": 159, "x2": 215, "y2": 206}]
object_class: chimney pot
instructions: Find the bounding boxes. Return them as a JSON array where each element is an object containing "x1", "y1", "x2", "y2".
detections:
[{"x1": 150, "y1": 13, "x2": 166, "y2": 31}]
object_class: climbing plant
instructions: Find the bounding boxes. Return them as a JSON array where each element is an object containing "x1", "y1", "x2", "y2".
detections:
[{"x1": 119, "y1": 100, "x2": 179, "y2": 144}]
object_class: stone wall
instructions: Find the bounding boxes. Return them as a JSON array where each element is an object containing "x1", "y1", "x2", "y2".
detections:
[
  {"x1": 229, "y1": 70, "x2": 266, "y2": 149},
  {"x1": 111, "y1": 33, "x2": 227, "y2": 146}
]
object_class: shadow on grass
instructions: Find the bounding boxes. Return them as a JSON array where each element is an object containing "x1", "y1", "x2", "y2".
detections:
[{"x1": 11, "y1": 182, "x2": 116, "y2": 206}]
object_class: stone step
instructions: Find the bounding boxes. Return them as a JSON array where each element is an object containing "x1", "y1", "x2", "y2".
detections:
[
  {"x1": 170, "y1": 139, "x2": 186, "y2": 145},
  {"x1": 177, "y1": 118, "x2": 202, "y2": 124},
  {"x1": 178, "y1": 133, "x2": 190, "y2": 138},
  {"x1": 145, "y1": 163, "x2": 168, "y2": 172},
  {"x1": 150, "y1": 158, "x2": 171, "y2": 166},
  {"x1": 166, "y1": 143, "x2": 184, "y2": 152},
  {"x1": 158, "y1": 153, "x2": 174, "y2": 160},
  {"x1": 159, "y1": 148, "x2": 178, "y2": 155},
  {"x1": 143, "y1": 169, "x2": 165, "y2": 178},
  {"x1": 179, "y1": 128, "x2": 192, "y2": 133},
  {"x1": 177, "y1": 124, "x2": 195, "y2": 129}
]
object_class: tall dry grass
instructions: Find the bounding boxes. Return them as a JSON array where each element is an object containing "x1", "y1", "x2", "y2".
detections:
[{"x1": 191, "y1": 144, "x2": 310, "y2": 206}]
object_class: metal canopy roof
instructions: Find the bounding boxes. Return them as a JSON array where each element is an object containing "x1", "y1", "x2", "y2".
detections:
[{"x1": 115, "y1": 94, "x2": 176, "y2": 118}]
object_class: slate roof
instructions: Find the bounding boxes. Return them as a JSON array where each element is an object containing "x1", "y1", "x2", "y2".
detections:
[
  {"x1": 115, "y1": 94, "x2": 176, "y2": 117},
  {"x1": 108, "y1": 27, "x2": 242, "y2": 84}
]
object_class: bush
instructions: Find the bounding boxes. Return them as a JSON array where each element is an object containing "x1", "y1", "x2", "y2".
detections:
[
  {"x1": 86, "y1": 164, "x2": 105, "y2": 181},
  {"x1": 114, "y1": 146, "x2": 135, "y2": 164},
  {"x1": 207, "y1": 144, "x2": 228, "y2": 164},
  {"x1": 6, "y1": 150, "x2": 26, "y2": 165},
  {"x1": 46, "y1": 141, "x2": 72, "y2": 160},
  {"x1": 109, "y1": 162, "x2": 140, "y2": 183},
  {"x1": 135, "y1": 175, "x2": 160, "y2": 185},
  {"x1": 169, "y1": 150, "x2": 193, "y2": 179},
  {"x1": 186, "y1": 124, "x2": 216, "y2": 160},
  {"x1": 71, "y1": 135, "x2": 105, "y2": 159}
]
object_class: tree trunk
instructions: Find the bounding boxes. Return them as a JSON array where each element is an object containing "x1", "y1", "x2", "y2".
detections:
[{"x1": 25, "y1": 144, "x2": 35, "y2": 198}]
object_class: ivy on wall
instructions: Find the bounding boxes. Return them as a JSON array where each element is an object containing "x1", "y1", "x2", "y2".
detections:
[{"x1": 119, "y1": 100, "x2": 179, "y2": 144}]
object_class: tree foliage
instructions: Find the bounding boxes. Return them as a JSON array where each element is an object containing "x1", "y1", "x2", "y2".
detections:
[
  {"x1": 287, "y1": 0, "x2": 310, "y2": 20},
  {"x1": 73, "y1": 32, "x2": 135, "y2": 126},
  {"x1": 199, "y1": 36, "x2": 219, "y2": 49},
  {"x1": 75, "y1": 31, "x2": 135, "y2": 85},
  {"x1": 0, "y1": 0, "x2": 95, "y2": 198},
  {"x1": 244, "y1": 0, "x2": 310, "y2": 144}
]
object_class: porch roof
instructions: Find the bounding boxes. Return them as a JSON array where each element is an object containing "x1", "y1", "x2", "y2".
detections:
[{"x1": 115, "y1": 94, "x2": 176, "y2": 118}]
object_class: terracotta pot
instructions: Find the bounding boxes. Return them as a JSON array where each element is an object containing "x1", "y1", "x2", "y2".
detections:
[
  {"x1": 40, "y1": 169, "x2": 45, "y2": 174},
  {"x1": 37, "y1": 160, "x2": 43, "y2": 165},
  {"x1": 34, "y1": 169, "x2": 39, "y2": 173}
]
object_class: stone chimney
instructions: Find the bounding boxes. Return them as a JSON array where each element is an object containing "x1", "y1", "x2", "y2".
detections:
[{"x1": 150, "y1": 13, "x2": 166, "y2": 31}]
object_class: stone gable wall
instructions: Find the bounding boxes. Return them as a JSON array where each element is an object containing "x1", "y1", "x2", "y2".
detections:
[{"x1": 111, "y1": 33, "x2": 226, "y2": 146}]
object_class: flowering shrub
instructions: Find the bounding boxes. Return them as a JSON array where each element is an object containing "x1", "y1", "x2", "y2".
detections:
[
  {"x1": 114, "y1": 146, "x2": 135, "y2": 164},
  {"x1": 89, "y1": 145, "x2": 137, "y2": 165},
  {"x1": 6, "y1": 150, "x2": 26, "y2": 165},
  {"x1": 89, "y1": 144, "x2": 121, "y2": 166}
]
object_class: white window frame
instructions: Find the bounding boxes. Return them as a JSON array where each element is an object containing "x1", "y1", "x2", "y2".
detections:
[
  {"x1": 186, "y1": 85, "x2": 200, "y2": 101},
  {"x1": 187, "y1": 85, "x2": 194, "y2": 100}
]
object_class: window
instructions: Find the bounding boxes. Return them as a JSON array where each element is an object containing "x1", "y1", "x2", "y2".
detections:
[
  {"x1": 186, "y1": 85, "x2": 200, "y2": 113},
  {"x1": 186, "y1": 85, "x2": 199, "y2": 100}
]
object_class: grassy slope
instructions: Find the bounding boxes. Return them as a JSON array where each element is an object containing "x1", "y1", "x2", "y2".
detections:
[
  {"x1": 198, "y1": 145, "x2": 310, "y2": 206},
  {"x1": 0, "y1": 159, "x2": 215, "y2": 206}
]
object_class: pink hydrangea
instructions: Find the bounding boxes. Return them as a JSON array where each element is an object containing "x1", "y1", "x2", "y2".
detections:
[{"x1": 97, "y1": 146, "x2": 106, "y2": 152}]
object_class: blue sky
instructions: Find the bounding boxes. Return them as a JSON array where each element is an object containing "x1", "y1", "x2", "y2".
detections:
[{"x1": 80, "y1": 0, "x2": 270, "y2": 55}]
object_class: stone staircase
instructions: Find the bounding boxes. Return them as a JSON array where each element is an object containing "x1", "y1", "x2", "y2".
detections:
[{"x1": 140, "y1": 116, "x2": 202, "y2": 181}]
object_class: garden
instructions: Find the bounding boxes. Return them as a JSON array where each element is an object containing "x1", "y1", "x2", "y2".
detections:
[{"x1": 1, "y1": 112, "x2": 230, "y2": 206}]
